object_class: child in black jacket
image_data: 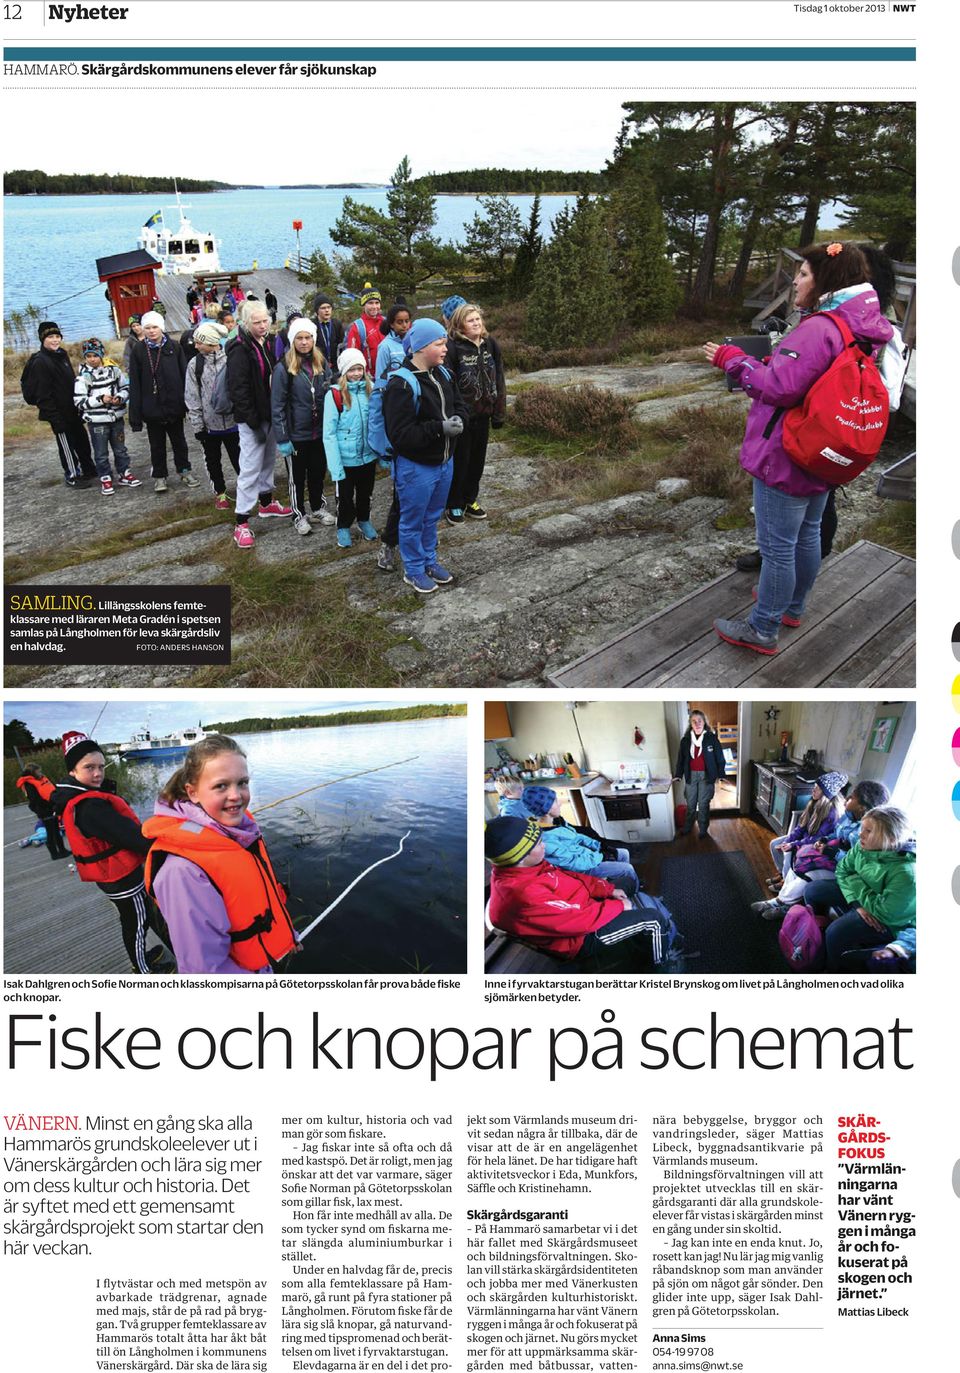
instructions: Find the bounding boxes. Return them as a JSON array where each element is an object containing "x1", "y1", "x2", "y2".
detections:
[{"x1": 20, "y1": 320, "x2": 97, "y2": 487}]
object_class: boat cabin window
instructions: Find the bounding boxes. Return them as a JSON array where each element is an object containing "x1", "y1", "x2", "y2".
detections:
[
  {"x1": 168, "y1": 239, "x2": 183, "y2": 255},
  {"x1": 204, "y1": 240, "x2": 215, "y2": 253},
  {"x1": 184, "y1": 239, "x2": 200, "y2": 255}
]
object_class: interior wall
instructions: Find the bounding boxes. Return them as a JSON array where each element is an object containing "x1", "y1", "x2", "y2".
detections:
[
  {"x1": 489, "y1": 701, "x2": 671, "y2": 777},
  {"x1": 746, "y1": 702, "x2": 800, "y2": 762},
  {"x1": 859, "y1": 701, "x2": 914, "y2": 791}
]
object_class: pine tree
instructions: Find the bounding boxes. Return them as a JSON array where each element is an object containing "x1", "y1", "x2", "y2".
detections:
[
  {"x1": 509, "y1": 193, "x2": 543, "y2": 299},
  {"x1": 526, "y1": 196, "x2": 621, "y2": 347},
  {"x1": 464, "y1": 194, "x2": 523, "y2": 295},
  {"x1": 607, "y1": 165, "x2": 678, "y2": 323},
  {"x1": 330, "y1": 156, "x2": 449, "y2": 297}
]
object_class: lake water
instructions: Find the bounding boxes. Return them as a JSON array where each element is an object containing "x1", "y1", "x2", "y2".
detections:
[
  {"x1": 3, "y1": 188, "x2": 578, "y2": 340},
  {"x1": 120, "y1": 716, "x2": 467, "y2": 975}
]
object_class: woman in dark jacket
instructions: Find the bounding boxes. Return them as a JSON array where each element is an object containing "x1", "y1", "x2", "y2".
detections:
[
  {"x1": 127, "y1": 310, "x2": 197, "y2": 493},
  {"x1": 443, "y1": 303, "x2": 506, "y2": 524},
  {"x1": 672, "y1": 710, "x2": 727, "y2": 837}
]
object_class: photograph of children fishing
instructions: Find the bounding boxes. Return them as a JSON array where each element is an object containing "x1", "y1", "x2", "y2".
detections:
[
  {"x1": 4, "y1": 698, "x2": 467, "y2": 975},
  {"x1": 3, "y1": 97, "x2": 914, "y2": 689}
]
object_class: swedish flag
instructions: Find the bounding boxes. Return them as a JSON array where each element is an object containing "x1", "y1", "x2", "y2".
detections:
[{"x1": 143, "y1": 209, "x2": 162, "y2": 228}]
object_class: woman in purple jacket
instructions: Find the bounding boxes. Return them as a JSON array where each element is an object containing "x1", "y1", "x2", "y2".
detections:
[{"x1": 704, "y1": 243, "x2": 893, "y2": 654}]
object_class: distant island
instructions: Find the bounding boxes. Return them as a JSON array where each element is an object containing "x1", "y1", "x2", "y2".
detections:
[
  {"x1": 278, "y1": 183, "x2": 388, "y2": 190},
  {"x1": 413, "y1": 168, "x2": 604, "y2": 193},
  {"x1": 203, "y1": 704, "x2": 467, "y2": 734},
  {"x1": 4, "y1": 171, "x2": 234, "y2": 195}
]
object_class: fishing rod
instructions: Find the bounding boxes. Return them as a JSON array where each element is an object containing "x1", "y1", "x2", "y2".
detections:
[
  {"x1": 297, "y1": 830, "x2": 412, "y2": 942},
  {"x1": 251, "y1": 755, "x2": 419, "y2": 814}
]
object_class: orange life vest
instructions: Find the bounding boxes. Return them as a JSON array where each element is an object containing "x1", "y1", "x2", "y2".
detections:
[
  {"x1": 58, "y1": 788, "x2": 144, "y2": 884},
  {"x1": 142, "y1": 813, "x2": 298, "y2": 972},
  {"x1": 16, "y1": 774, "x2": 55, "y2": 803}
]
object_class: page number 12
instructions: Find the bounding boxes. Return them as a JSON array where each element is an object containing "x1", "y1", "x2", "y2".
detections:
[{"x1": 4, "y1": 4, "x2": 23, "y2": 17}]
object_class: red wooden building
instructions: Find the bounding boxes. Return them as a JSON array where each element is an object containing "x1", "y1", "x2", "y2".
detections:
[{"x1": 96, "y1": 249, "x2": 161, "y2": 337}]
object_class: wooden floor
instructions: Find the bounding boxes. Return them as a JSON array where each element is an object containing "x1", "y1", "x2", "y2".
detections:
[
  {"x1": 3, "y1": 805, "x2": 163, "y2": 975},
  {"x1": 154, "y1": 267, "x2": 305, "y2": 333},
  {"x1": 549, "y1": 539, "x2": 914, "y2": 689},
  {"x1": 484, "y1": 813, "x2": 777, "y2": 974}
]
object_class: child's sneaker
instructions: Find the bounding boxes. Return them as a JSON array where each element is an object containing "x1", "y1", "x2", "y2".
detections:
[
  {"x1": 336, "y1": 529, "x2": 352, "y2": 548},
  {"x1": 100, "y1": 476, "x2": 115, "y2": 497},
  {"x1": 233, "y1": 524, "x2": 255, "y2": 549},
  {"x1": 403, "y1": 571, "x2": 438, "y2": 594},
  {"x1": 116, "y1": 470, "x2": 142, "y2": 489},
  {"x1": 445, "y1": 508, "x2": 464, "y2": 525},
  {"x1": 180, "y1": 470, "x2": 200, "y2": 488},
  {"x1": 154, "y1": 477, "x2": 168, "y2": 494},
  {"x1": 294, "y1": 515, "x2": 313, "y2": 536},
  {"x1": 214, "y1": 492, "x2": 231, "y2": 510},
  {"x1": 464, "y1": 501, "x2": 487, "y2": 520},
  {"x1": 310, "y1": 507, "x2": 336, "y2": 526},
  {"x1": 358, "y1": 520, "x2": 377, "y2": 541},
  {"x1": 425, "y1": 562, "x2": 454, "y2": 585},
  {"x1": 376, "y1": 544, "x2": 396, "y2": 572},
  {"x1": 258, "y1": 499, "x2": 292, "y2": 518}
]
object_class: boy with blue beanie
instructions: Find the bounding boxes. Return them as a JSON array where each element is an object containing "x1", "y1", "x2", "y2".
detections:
[{"x1": 382, "y1": 318, "x2": 470, "y2": 594}]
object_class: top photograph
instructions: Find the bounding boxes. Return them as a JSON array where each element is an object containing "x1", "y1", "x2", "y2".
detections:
[{"x1": 4, "y1": 96, "x2": 915, "y2": 690}]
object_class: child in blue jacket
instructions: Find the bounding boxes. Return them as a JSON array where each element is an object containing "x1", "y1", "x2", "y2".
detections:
[
  {"x1": 523, "y1": 786, "x2": 640, "y2": 894},
  {"x1": 322, "y1": 348, "x2": 378, "y2": 549}
]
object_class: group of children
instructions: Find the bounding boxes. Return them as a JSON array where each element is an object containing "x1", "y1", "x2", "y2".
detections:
[
  {"x1": 485, "y1": 767, "x2": 916, "y2": 974},
  {"x1": 751, "y1": 771, "x2": 916, "y2": 972},
  {"x1": 21, "y1": 286, "x2": 506, "y2": 596},
  {"x1": 20, "y1": 731, "x2": 297, "y2": 976}
]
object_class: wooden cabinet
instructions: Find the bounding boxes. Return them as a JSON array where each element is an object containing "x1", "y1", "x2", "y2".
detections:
[
  {"x1": 484, "y1": 701, "x2": 512, "y2": 740},
  {"x1": 752, "y1": 763, "x2": 813, "y2": 835}
]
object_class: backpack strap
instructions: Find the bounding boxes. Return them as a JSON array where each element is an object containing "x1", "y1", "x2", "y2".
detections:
[
  {"x1": 194, "y1": 353, "x2": 205, "y2": 389},
  {"x1": 331, "y1": 388, "x2": 344, "y2": 413}
]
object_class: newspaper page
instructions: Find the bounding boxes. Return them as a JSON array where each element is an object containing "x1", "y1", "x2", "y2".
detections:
[{"x1": 1, "y1": 4, "x2": 944, "y2": 1373}]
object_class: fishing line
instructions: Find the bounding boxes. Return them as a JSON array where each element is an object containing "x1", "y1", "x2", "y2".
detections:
[
  {"x1": 297, "y1": 830, "x2": 412, "y2": 941},
  {"x1": 251, "y1": 755, "x2": 419, "y2": 814}
]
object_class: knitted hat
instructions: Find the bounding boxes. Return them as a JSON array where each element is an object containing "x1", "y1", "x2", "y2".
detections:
[
  {"x1": 287, "y1": 317, "x2": 318, "y2": 346},
  {"x1": 404, "y1": 318, "x2": 447, "y2": 356},
  {"x1": 128, "y1": 314, "x2": 142, "y2": 326},
  {"x1": 194, "y1": 321, "x2": 228, "y2": 347},
  {"x1": 338, "y1": 347, "x2": 366, "y2": 375},
  {"x1": 62, "y1": 731, "x2": 103, "y2": 772},
  {"x1": 817, "y1": 771, "x2": 848, "y2": 800},
  {"x1": 359, "y1": 283, "x2": 381, "y2": 307},
  {"x1": 38, "y1": 320, "x2": 62, "y2": 341},
  {"x1": 312, "y1": 293, "x2": 333, "y2": 311},
  {"x1": 141, "y1": 310, "x2": 165, "y2": 330},
  {"x1": 485, "y1": 816, "x2": 543, "y2": 867},
  {"x1": 81, "y1": 337, "x2": 105, "y2": 358},
  {"x1": 522, "y1": 786, "x2": 559, "y2": 818},
  {"x1": 441, "y1": 294, "x2": 466, "y2": 321}
]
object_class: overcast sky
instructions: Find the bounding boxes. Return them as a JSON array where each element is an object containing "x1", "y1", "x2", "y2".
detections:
[
  {"x1": 4, "y1": 697, "x2": 405, "y2": 742},
  {"x1": 9, "y1": 90, "x2": 630, "y2": 183}
]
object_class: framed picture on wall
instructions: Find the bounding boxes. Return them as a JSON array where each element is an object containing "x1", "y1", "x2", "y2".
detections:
[{"x1": 870, "y1": 716, "x2": 899, "y2": 754}]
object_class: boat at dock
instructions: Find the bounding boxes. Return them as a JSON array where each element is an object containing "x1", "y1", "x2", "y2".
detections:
[
  {"x1": 118, "y1": 727, "x2": 206, "y2": 761},
  {"x1": 137, "y1": 184, "x2": 221, "y2": 276}
]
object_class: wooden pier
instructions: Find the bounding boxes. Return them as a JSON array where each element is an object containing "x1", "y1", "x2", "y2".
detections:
[
  {"x1": 3, "y1": 804, "x2": 165, "y2": 974},
  {"x1": 153, "y1": 266, "x2": 306, "y2": 333},
  {"x1": 549, "y1": 540, "x2": 914, "y2": 690}
]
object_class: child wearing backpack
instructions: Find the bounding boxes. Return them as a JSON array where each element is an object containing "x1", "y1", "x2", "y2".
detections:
[
  {"x1": 344, "y1": 284, "x2": 385, "y2": 376},
  {"x1": 20, "y1": 320, "x2": 98, "y2": 488},
  {"x1": 381, "y1": 319, "x2": 470, "y2": 594},
  {"x1": 184, "y1": 322, "x2": 241, "y2": 510},
  {"x1": 272, "y1": 318, "x2": 335, "y2": 536},
  {"x1": 444, "y1": 303, "x2": 506, "y2": 524},
  {"x1": 750, "y1": 772, "x2": 845, "y2": 920},
  {"x1": 825, "y1": 806, "x2": 916, "y2": 972},
  {"x1": 704, "y1": 242, "x2": 892, "y2": 655},
  {"x1": 322, "y1": 348, "x2": 378, "y2": 549},
  {"x1": 73, "y1": 337, "x2": 142, "y2": 497}
]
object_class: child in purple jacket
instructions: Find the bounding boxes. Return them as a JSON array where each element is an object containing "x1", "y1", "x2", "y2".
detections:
[
  {"x1": 751, "y1": 771, "x2": 846, "y2": 920},
  {"x1": 703, "y1": 242, "x2": 892, "y2": 655}
]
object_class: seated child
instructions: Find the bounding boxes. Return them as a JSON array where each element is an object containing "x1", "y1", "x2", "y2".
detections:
[
  {"x1": 825, "y1": 806, "x2": 916, "y2": 972},
  {"x1": 485, "y1": 816, "x2": 678, "y2": 963},
  {"x1": 522, "y1": 785, "x2": 639, "y2": 892},
  {"x1": 752, "y1": 772, "x2": 845, "y2": 920},
  {"x1": 495, "y1": 777, "x2": 531, "y2": 818},
  {"x1": 798, "y1": 780, "x2": 891, "y2": 917}
]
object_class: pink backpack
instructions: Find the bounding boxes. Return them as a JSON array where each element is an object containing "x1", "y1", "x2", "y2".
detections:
[{"x1": 778, "y1": 903, "x2": 829, "y2": 972}]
